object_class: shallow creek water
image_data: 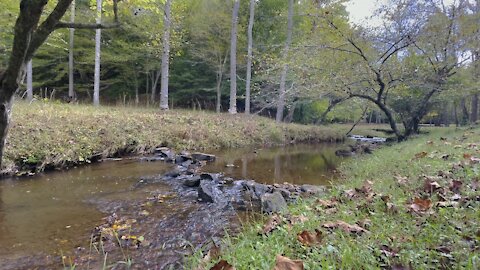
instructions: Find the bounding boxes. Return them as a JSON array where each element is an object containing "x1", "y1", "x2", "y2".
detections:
[{"x1": 0, "y1": 143, "x2": 345, "y2": 269}]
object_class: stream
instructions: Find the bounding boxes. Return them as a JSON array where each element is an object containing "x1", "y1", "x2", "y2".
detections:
[{"x1": 0, "y1": 143, "x2": 346, "y2": 269}]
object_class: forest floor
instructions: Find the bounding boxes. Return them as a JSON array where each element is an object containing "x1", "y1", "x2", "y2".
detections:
[
  {"x1": 2, "y1": 101, "x2": 357, "y2": 176},
  {"x1": 191, "y1": 127, "x2": 480, "y2": 269}
]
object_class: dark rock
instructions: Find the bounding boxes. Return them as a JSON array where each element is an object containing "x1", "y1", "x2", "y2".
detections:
[
  {"x1": 175, "y1": 155, "x2": 192, "y2": 164},
  {"x1": 183, "y1": 175, "x2": 202, "y2": 187},
  {"x1": 155, "y1": 147, "x2": 175, "y2": 161},
  {"x1": 274, "y1": 188, "x2": 291, "y2": 200},
  {"x1": 300, "y1": 184, "x2": 326, "y2": 196},
  {"x1": 191, "y1": 153, "x2": 216, "y2": 162},
  {"x1": 140, "y1": 156, "x2": 165, "y2": 162},
  {"x1": 261, "y1": 192, "x2": 288, "y2": 214},
  {"x1": 198, "y1": 180, "x2": 224, "y2": 203},
  {"x1": 253, "y1": 183, "x2": 271, "y2": 198},
  {"x1": 200, "y1": 173, "x2": 220, "y2": 181},
  {"x1": 164, "y1": 169, "x2": 182, "y2": 178},
  {"x1": 180, "y1": 159, "x2": 193, "y2": 168}
]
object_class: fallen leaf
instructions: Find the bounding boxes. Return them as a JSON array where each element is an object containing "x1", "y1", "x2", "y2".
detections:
[
  {"x1": 316, "y1": 198, "x2": 337, "y2": 208},
  {"x1": 273, "y1": 255, "x2": 304, "y2": 270},
  {"x1": 262, "y1": 214, "x2": 283, "y2": 234},
  {"x1": 423, "y1": 177, "x2": 442, "y2": 193},
  {"x1": 470, "y1": 157, "x2": 480, "y2": 164},
  {"x1": 426, "y1": 141, "x2": 434, "y2": 145},
  {"x1": 463, "y1": 153, "x2": 472, "y2": 159},
  {"x1": 288, "y1": 215, "x2": 309, "y2": 225},
  {"x1": 379, "y1": 245, "x2": 399, "y2": 257},
  {"x1": 385, "y1": 202, "x2": 398, "y2": 214},
  {"x1": 344, "y1": 189, "x2": 357, "y2": 199},
  {"x1": 297, "y1": 229, "x2": 324, "y2": 247},
  {"x1": 356, "y1": 180, "x2": 373, "y2": 194},
  {"x1": 409, "y1": 198, "x2": 432, "y2": 213},
  {"x1": 394, "y1": 175, "x2": 408, "y2": 185},
  {"x1": 322, "y1": 220, "x2": 369, "y2": 234},
  {"x1": 414, "y1": 151, "x2": 428, "y2": 159},
  {"x1": 449, "y1": 180, "x2": 463, "y2": 193},
  {"x1": 210, "y1": 260, "x2": 235, "y2": 270}
]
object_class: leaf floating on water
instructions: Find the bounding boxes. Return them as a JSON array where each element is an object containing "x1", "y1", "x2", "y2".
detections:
[
  {"x1": 297, "y1": 229, "x2": 324, "y2": 247},
  {"x1": 273, "y1": 255, "x2": 304, "y2": 270},
  {"x1": 209, "y1": 260, "x2": 235, "y2": 270}
]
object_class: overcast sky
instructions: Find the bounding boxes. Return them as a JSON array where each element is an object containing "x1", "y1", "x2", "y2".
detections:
[{"x1": 345, "y1": 0, "x2": 386, "y2": 26}]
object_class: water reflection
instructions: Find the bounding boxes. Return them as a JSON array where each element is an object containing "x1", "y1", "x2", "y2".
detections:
[
  {"x1": 202, "y1": 144, "x2": 345, "y2": 185},
  {"x1": 0, "y1": 159, "x2": 171, "y2": 258}
]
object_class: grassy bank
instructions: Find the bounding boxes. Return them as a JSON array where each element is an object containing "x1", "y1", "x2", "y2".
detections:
[
  {"x1": 3, "y1": 101, "x2": 345, "y2": 175},
  {"x1": 192, "y1": 127, "x2": 480, "y2": 269}
]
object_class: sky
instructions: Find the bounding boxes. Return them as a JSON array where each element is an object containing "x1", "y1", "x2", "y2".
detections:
[{"x1": 345, "y1": 0, "x2": 386, "y2": 26}]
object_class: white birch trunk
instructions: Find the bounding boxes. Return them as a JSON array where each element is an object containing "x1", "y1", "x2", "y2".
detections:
[
  {"x1": 26, "y1": 60, "x2": 33, "y2": 101},
  {"x1": 68, "y1": 0, "x2": 75, "y2": 99},
  {"x1": 276, "y1": 0, "x2": 294, "y2": 123},
  {"x1": 93, "y1": 0, "x2": 102, "y2": 106},
  {"x1": 160, "y1": 0, "x2": 172, "y2": 110},
  {"x1": 245, "y1": 0, "x2": 255, "y2": 115},
  {"x1": 228, "y1": 0, "x2": 240, "y2": 114}
]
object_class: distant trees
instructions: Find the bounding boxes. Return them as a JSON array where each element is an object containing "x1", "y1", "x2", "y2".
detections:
[
  {"x1": 229, "y1": 0, "x2": 240, "y2": 114},
  {"x1": 160, "y1": 0, "x2": 172, "y2": 110}
]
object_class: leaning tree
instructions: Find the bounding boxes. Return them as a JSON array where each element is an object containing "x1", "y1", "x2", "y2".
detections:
[{"x1": 0, "y1": 0, "x2": 120, "y2": 168}]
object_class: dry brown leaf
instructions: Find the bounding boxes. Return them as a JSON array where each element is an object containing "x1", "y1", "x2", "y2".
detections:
[
  {"x1": 262, "y1": 214, "x2": 283, "y2": 234},
  {"x1": 414, "y1": 151, "x2": 428, "y2": 159},
  {"x1": 449, "y1": 180, "x2": 463, "y2": 193},
  {"x1": 322, "y1": 220, "x2": 369, "y2": 234},
  {"x1": 394, "y1": 175, "x2": 408, "y2": 185},
  {"x1": 316, "y1": 198, "x2": 337, "y2": 208},
  {"x1": 210, "y1": 260, "x2": 235, "y2": 270},
  {"x1": 297, "y1": 229, "x2": 324, "y2": 246},
  {"x1": 426, "y1": 141, "x2": 434, "y2": 145},
  {"x1": 385, "y1": 202, "x2": 398, "y2": 214},
  {"x1": 463, "y1": 153, "x2": 472, "y2": 159},
  {"x1": 409, "y1": 198, "x2": 432, "y2": 213},
  {"x1": 288, "y1": 215, "x2": 309, "y2": 225},
  {"x1": 423, "y1": 177, "x2": 442, "y2": 193},
  {"x1": 273, "y1": 255, "x2": 304, "y2": 270},
  {"x1": 344, "y1": 189, "x2": 357, "y2": 199}
]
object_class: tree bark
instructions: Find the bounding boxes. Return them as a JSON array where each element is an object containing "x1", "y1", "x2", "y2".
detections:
[
  {"x1": 471, "y1": 94, "x2": 478, "y2": 123},
  {"x1": 26, "y1": 60, "x2": 33, "y2": 101},
  {"x1": 216, "y1": 52, "x2": 228, "y2": 113},
  {"x1": 93, "y1": 0, "x2": 103, "y2": 106},
  {"x1": 245, "y1": 0, "x2": 255, "y2": 115},
  {"x1": 228, "y1": 0, "x2": 240, "y2": 114},
  {"x1": 151, "y1": 70, "x2": 161, "y2": 103},
  {"x1": 276, "y1": 0, "x2": 294, "y2": 123},
  {"x1": 160, "y1": 0, "x2": 172, "y2": 110},
  {"x1": 68, "y1": 0, "x2": 76, "y2": 99}
]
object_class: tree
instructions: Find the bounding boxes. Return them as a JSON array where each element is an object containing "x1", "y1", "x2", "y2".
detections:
[
  {"x1": 68, "y1": 0, "x2": 76, "y2": 100},
  {"x1": 229, "y1": 0, "x2": 240, "y2": 114},
  {"x1": 0, "y1": 0, "x2": 120, "y2": 168},
  {"x1": 160, "y1": 0, "x2": 172, "y2": 110},
  {"x1": 26, "y1": 59, "x2": 33, "y2": 101},
  {"x1": 275, "y1": 0, "x2": 294, "y2": 122},
  {"x1": 245, "y1": 0, "x2": 255, "y2": 114},
  {"x1": 93, "y1": 0, "x2": 103, "y2": 106}
]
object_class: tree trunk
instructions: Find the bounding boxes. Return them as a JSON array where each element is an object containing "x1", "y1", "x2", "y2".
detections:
[
  {"x1": 216, "y1": 51, "x2": 228, "y2": 113},
  {"x1": 228, "y1": 0, "x2": 240, "y2": 114},
  {"x1": 26, "y1": 60, "x2": 33, "y2": 101},
  {"x1": 160, "y1": 0, "x2": 171, "y2": 110},
  {"x1": 245, "y1": 0, "x2": 255, "y2": 115},
  {"x1": 460, "y1": 97, "x2": 469, "y2": 125},
  {"x1": 93, "y1": 0, "x2": 102, "y2": 106},
  {"x1": 134, "y1": 71, "x2": 139, "y2": 105},
  {"x1": 471, "y1": 94, "x2": 478, "y2": 123},
  {"x1": 276, "y1": 0, "x2": 294, "y2": 123},
  {"x1": 151, "y1": 70, "x2": 161, "y2": 103},
  {"x1": 68, "y1": 0, "x2": 76, "y2": 99}
]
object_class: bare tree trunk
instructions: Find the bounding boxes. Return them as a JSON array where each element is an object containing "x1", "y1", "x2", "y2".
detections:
[
  {"x1": 160, "y1": 0, "x2": 171, "y2": 110},
  {"x1": 68, "y1": 0, "x2": 76, "y2": 99},
  {"x1": 26, "y1": 60, "x2": 33, "y2": 101},
  {"x1": 471, "y1": 94, "x2": 478, "y2": 123},
  {"x1": 460, "y1": 97, "x2": 469, "y2": 125},
  {"x1": 134, "y1": 71, "x2": 139, "y2": 105},
  {"x1": 276, "y1": 0, "x2": 294, "y2": 123},
  {"x1": 151, "y1": 70, "x2": 161, "y2": 102},
  {"x1": 228, "y1": 0, "x2": 240, "y2": 114},
  {"x1": 245, "y1": 0, "x2": 255, "y2": 115},
  {"x1": 93, "y1": 0, "x2": 103, "y2": 106},
  {"x1": 216, "y1": 52, "x2": 228, "y2": 113}
]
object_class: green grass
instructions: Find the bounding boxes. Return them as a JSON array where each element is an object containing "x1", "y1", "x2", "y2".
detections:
[
  {"x1": 191, "y1": 127, "x2": 480, "y2": 269},
  {"x1": 3, "y1": 101, "x2": 346, "y2": 175}
]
